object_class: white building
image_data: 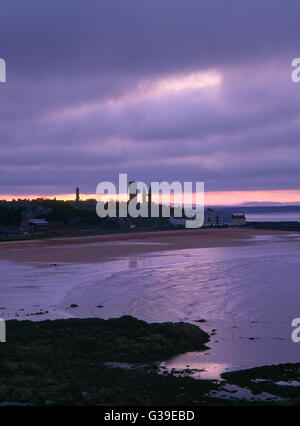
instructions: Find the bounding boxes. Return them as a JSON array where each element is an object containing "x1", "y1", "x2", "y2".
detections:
[
  {"x1": 203, "y1": 209, "x2": 232, "y2": 227},
  {"x1": 170, "y1": 208, "x2": 233, "y2": 227},
  {"x1": 232, "y1": 214, "x2": 246, "y2": 226}
]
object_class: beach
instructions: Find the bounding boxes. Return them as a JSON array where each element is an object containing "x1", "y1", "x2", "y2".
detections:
[
  {"x1": 1, "y1": 227, "x2": 300, "y2": 404},
  {"x1": 0, "y1": 228, "x2": 290, "y2": 264}
]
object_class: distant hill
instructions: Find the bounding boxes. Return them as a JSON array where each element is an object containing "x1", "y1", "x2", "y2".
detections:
[{"x1": 240, "y1": 202, "x2": 300, "y2": 207}]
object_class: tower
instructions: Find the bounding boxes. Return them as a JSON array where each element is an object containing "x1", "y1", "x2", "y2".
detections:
[
  {"x1": 128, "y1": 181, "x2": 138, "y2": 202},
  {"x1": 75, "y1": 187, "x2": 80, "y2": 203},
  {"x1": 148, "y1": 185, "x2": 152, "y2": 206},
  {"x1": 148, "y1": 186, "x2": 152, "y2": 216}
]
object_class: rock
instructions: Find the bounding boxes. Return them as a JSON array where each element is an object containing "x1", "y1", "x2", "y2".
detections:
[{"x1": 0, "y1": 316, "x2": 213, "y2": 406}]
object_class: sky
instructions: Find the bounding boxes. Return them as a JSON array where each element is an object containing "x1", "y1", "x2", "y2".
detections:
[{"x1": 1, "y1": 0, "x2": 300, "y2": 205}]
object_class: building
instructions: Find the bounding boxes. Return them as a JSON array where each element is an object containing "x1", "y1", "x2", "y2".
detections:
[
  {"x1": 128, "y1": 181, "x2": 138, "y2": 202},
  {"x1": 169, "y1": 208, "x2": 233, "y2": 228},
  {"x1": 75, "y1": 187, "x2": 80, "y2": 203},
  {"x1": 204, "y1": 209, "x2": 232, "y2": 227},
  {"x1": 232, "y1": 214, "x2": 246, "y2": 226},
  {"x1": 169, "y1": 216, "x2": 186, "y2": 227},
  {"x1": 148, "y1": 186, "x2": 152, "y2": 205},
  {"x1": 21, "y1": 219, "x2": 50, "y2": 232}
]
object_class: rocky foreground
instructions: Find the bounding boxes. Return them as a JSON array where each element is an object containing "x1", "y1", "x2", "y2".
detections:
[
  {"x1": 0, "y1": 316, "x2": 216, "y2": 405},
  {"x1": 0, "y1": 316, "x2": 300, "y2": 405}
]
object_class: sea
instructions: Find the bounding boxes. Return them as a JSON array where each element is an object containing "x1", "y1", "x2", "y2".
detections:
[
  {"x1": 227, "y1": 205, "x2": 300, "y2": 223},
  {"x1": 1, "y1": 230, "x2": 300, "y2": 379}
]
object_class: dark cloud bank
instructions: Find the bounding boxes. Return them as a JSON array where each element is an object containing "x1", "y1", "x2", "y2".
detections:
[{"x1": 1, "y1": 0, "x2": 300, "y2": 195}]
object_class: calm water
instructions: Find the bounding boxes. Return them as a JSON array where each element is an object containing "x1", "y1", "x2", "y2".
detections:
[
  {"x1": 1, "y1": 233, "x2": 300, "y2": 378},
  {"x1": 246, "y1": 211, "x2": 300, "y2": 222}
]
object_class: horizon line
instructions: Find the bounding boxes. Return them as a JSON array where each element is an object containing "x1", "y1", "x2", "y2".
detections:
[{"x1": 2, "y1": 189, "x2": 300, "y2": 206}]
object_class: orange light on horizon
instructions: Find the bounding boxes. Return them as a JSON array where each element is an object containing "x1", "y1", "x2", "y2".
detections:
[
  {"x1": 204, "y1": 189, "x2": 300, "y2": 206},
  {"x1": 2, "y1": 189, "x2": 300, "y2": 206}
]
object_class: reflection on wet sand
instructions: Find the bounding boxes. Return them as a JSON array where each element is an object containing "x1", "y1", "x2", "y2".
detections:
[{"x1": 1, "y1": 230, "x2": 300, "y2": 378}]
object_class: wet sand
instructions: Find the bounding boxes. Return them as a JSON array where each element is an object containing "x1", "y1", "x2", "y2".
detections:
[
  {"x1": 0, "y1": 228, "x2": 291, "y2": 264},
  {"x1": 1, "y1": 228, "x2": 300, "y2": 405}
]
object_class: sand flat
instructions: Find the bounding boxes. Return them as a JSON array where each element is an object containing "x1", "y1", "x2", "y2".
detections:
[
  {"x1": 0, "y1": 228, "x2": 293, "y2": 264},
  {"x1": 1, "y1": 227, "x2": 300, "y2": 375}
]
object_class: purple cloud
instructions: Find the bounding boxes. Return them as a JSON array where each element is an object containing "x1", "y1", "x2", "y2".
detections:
[{"x1": 1, "y1": 0, "x2": 300, "y2": 195}]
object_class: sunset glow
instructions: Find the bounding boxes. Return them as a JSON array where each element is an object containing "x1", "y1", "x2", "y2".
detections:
[{"x1": 2, "y1": 189, "x2": 300, "y2": 206}]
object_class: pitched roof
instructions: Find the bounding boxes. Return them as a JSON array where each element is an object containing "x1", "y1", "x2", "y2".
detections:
[{"x1": 28, "y1": 219, "x2": 48, "y2": 224}]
